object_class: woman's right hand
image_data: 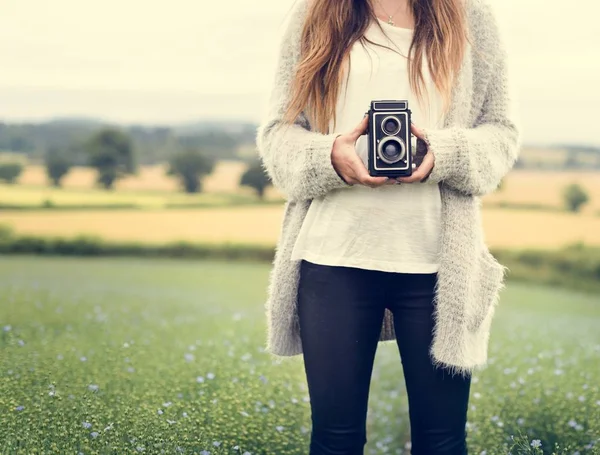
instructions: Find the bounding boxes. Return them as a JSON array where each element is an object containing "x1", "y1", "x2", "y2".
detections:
[{"x1": 331, "y1": 115, "x2": 390, "y2": 188}]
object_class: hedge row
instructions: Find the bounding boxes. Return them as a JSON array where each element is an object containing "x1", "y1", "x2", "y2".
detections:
[
  {"x1": 0, "y1": 227, "x2": 274, "y2": 262},
  {"x1": 0, "y1": 225, "x2": 598, "y2": 293},
  {"x1": 493, "y1": 243, "x2": 600, "y2": 293},
  {"x1": 0, "y1": 199, "x2": 285, "y2": 212}
]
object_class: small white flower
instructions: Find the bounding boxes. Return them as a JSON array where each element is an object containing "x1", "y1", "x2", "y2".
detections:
[
  {"x1": 82, "y1": 422, "x2": 92, "y2": 429},
  {"x1": 207, "y1": 372, "x2": 215, "y2": 380},
  {"x1": 473, "y1": 392, "x2": 481, "y2": 399},
  {"x1": 530, "y1": 439, "x2": 542, "y2": 448},
  {"x1": 80, "y1": 356, "x2": 87, "y2": 362},
  {"x1": 3, "y1": 325, "x2": 11, "y2": 332},
  {"x1": 575, "y1": 424, "x2": 583, "y2": 431},
  {"x1": 276, "y1": 425, "x2": 284, "y2": 432},
  {"x1": 88, "y1": 384, "x2": 99, "y2": 392},
  {"x1": 157, "y1": 409, "x2": 163, "y2": 415},
  {"x1": 240, "y1": 411, "x2": 249, "y2": 417},
  {"x1": 578, "y1": 396, "x2": 585, "y2": 402},
  {"x1": 554, "y1": 369, "x2": 563, "y2": 375},
  {"x1": 568, "y1": 419, "x2": 577, "y2": 428},
  {"x1": 167, "y1": 419, "x2": 176, "y2": 425},
  {"x1": 163, "y1": 402, "x2": 172, "y2": 407},
  {"x1": 182, "y1": 412, "x2": 188, "y2": 418},
  {"x1": 184, "y1": 353, "x2": 194, "y2": 362},
  {"x1": 517, "y1": 418, "x2": 525, "y2": 426},
  {"x1": 90, "y1": 432, "x2": 99, "y2": 438},
  {"x1": 196, "y1": 376, "x2": 204, "y2": 383},
  {"x1": 212, "y1": 441, "x2": 221, "y2": 447},
  {"x1": 136, "y1": 447, "x2": 145, "y2": 452}
]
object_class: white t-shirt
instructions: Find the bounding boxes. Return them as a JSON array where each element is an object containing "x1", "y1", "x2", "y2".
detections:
[{"x1": 290, "y1": 18, "x2": 445, "y2": 273}]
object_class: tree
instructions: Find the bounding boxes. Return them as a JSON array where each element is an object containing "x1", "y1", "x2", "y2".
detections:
[
  {"x1": 240, "y1": 159, "x2": 272, "y2": 199},
  {"x1": 167, "y1": 149, "x2": 215, "y2": 193},
  {"x1": 45, "y1": 147, "x2": 72, "y2": 187},
  {"x1": 563, "y1": 183, "x2": 589, "y2": 213},
  {"x1": 0, "y1": 162, "x2": 23, "y2": 184},
  {"x1": 86, "y1": 128, "x2": 136, "y2": 189}
]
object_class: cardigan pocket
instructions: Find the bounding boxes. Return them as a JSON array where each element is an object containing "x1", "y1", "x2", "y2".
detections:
[{"x1": 468, "y1": 248, "x2": 506, "y2": 333}]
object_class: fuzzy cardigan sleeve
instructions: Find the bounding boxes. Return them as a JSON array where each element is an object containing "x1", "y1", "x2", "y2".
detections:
[
  {"x1": 255, "y1": 0, "x2": 351, "y2": 202},
  {"x1": 421, "y1": 0, "x2": 521, "y2": 196}
]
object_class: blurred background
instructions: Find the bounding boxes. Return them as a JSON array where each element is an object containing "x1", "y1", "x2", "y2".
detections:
[{"x1": 0, "y1": 1, "x2": 598, "y2": 454}]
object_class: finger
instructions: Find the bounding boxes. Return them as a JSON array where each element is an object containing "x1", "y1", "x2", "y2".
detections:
[
  {"x1": 396, "y1": 174, "x2": 420, "y2": 183},
  {"x1": 396, "y1": 169, "x2": 427, "y2": 183},
  {"x1": 351, "y1": 159, "x2": 388, "y2": 186},
  {"x1": 359, "y1": 173, "x2": 389, "y2": 187},
  {"x1": 348, "y1": 115, "x2": 369, "y2": 141},
  {"x1": 410, "y1": 122, "x2": 425, "y2": 140}
]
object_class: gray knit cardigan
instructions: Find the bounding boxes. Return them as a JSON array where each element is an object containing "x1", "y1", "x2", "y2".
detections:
[{"x1": 255, "y1": 0, "x2": 521, "y2": 377}]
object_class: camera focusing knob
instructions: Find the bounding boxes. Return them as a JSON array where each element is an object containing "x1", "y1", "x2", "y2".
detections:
[{"x1": 412, "y1": 163, "x2": 416, "y2": 169}]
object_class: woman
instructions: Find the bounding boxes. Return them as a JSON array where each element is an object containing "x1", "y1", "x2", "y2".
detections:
[{"x1": 256, "y1": 0, "x2": 520, "y2": 452}]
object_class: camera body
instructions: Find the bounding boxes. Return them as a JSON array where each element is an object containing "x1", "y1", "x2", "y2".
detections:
[{"x1": 367, "y1": 99, "x2": 417, "y2": 178}]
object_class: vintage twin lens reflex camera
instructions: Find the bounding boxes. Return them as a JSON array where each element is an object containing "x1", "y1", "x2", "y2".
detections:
[{"x1": 367, "y1": 100, "x2": 417, "y2": 178}]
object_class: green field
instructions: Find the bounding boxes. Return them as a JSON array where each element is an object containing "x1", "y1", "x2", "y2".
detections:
[{"x1": 1, "y1": 257, "x2": 599, "y2": 455}]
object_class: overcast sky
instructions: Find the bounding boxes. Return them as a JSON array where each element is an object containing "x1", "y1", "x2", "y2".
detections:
[{"x1": 0, "y1": 0, "x2": 598, "y2": 145}]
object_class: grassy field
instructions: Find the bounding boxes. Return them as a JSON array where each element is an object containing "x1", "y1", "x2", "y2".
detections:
[
  {"x1": 1, "y1": 206, "x2": 600, "y2": 249},
  {"x1": 0, "y1": 257, "x2": 599, "y2": 454}
]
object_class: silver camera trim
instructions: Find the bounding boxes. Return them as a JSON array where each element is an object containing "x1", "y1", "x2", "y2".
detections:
[
  {"x1": 377, "y1": 136, "x2": 406, "y2": 164},
  {"x1": 372, "y1": 111, "x2": 410, "y2": 171},
  {"x1": 380, "y1": 115, "x2": 401, "y2": 136}
]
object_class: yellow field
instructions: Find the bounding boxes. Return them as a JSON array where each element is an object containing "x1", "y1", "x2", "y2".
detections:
[
  {"x1": 1, "y1": 206, "x2": 599, "y2": 249},
  {"x1": 3, "y1": 161, "x2": 281, "y2": 207},
  {"x1": 18, "y1": 162, "x2": 243, "y2": 192},
  {"x1": 2, "y1": 162, "x2": 600, "y2": 249},
  {"x1": 6, "y1": 162, "x2": 600, "y2": 214},
  {"x1": 485, "y1": 171, "x2": 600, "y2": 214}
]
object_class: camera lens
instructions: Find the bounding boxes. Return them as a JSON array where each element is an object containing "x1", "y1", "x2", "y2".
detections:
[
  {"x1": 377, "y1": 137, "x2": 406, "y2": 164},
  {"x1": 380, "y1": 116, "x2": 401, "y2": 135}
]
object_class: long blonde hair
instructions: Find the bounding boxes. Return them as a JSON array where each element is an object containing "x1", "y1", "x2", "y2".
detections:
[{"x1": 283, "y1": 0, "x2": 468, "y2": 133}]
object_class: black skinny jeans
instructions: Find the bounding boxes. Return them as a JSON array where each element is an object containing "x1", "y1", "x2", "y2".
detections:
[{"x1": 297, "y1": 259, "x2": 471, "y2": 455}]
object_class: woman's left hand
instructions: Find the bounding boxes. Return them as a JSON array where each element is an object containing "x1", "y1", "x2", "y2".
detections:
[{"x1": 395, "y1": 122, "x2": 435, "y2": 183}]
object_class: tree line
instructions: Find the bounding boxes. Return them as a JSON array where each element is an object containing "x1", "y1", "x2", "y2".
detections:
[
  {"x1": 0, "y1": 127, "x2": 272, "y2": 199},
  {"x1": 0, "y1": 119, "x2": 256, "y2": 165}
]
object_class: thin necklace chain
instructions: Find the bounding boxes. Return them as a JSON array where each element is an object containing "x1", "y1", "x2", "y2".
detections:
[{"x1": 374, "y1": 0, "x2": 405, "y2": 26}]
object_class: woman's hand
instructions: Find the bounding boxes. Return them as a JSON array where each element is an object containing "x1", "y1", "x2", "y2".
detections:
[
  {"x1": 395, "y1": 122, "x2": 435, "y2": 183},
  {"x1": 331, "y1": 115, "x2": 390, "y2": 188}
]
